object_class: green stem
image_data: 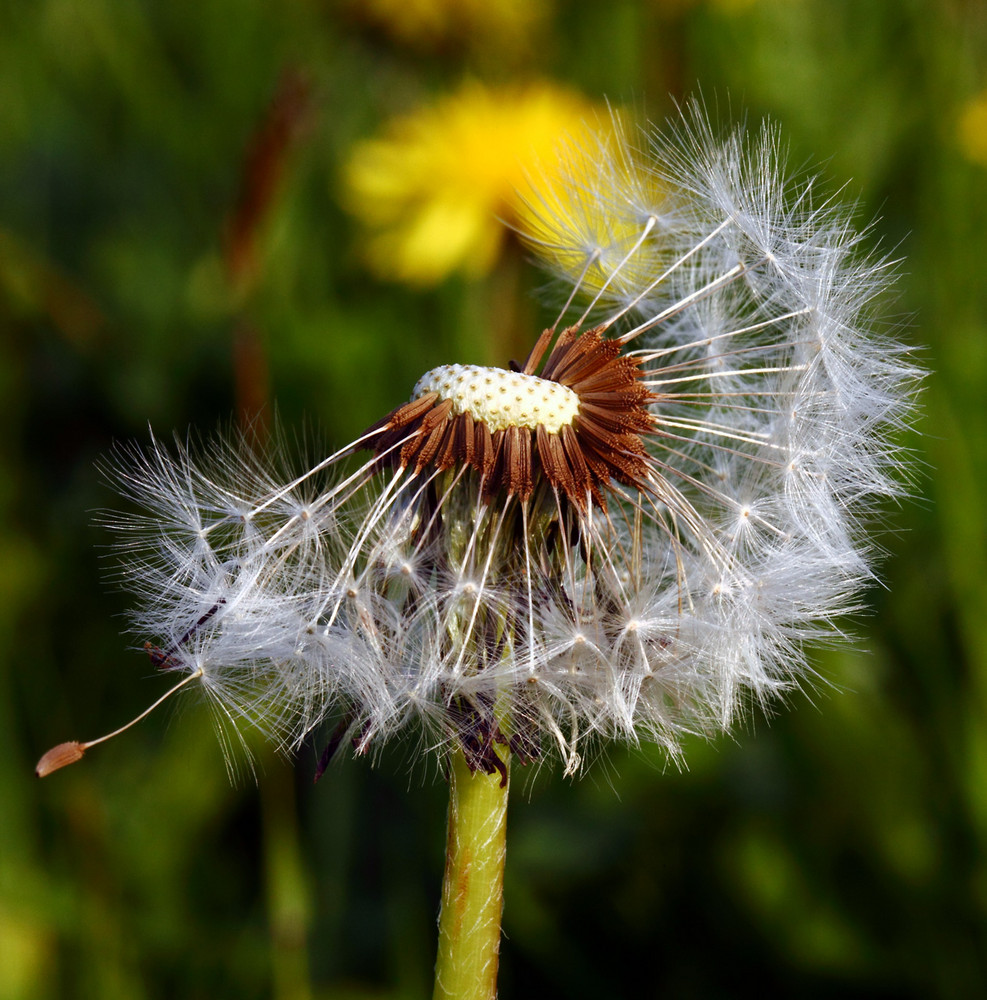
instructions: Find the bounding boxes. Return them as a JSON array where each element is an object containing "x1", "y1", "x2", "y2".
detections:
[{"x1": 433, "y1": 748, "x2": 510, "y2": 1000}]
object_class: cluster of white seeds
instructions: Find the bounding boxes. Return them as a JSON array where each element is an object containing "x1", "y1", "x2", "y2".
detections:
[
  {"x1": 93, "y1": 104, "x2": 920, "y2": 776},
  {"x1": 413, "y1": 364, "x2": 581, "y2": 434}
]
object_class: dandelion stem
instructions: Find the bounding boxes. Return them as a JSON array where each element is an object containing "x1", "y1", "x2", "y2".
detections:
[{"x1": 433, "y1": 747, "x2": 510, "y2": 1000}]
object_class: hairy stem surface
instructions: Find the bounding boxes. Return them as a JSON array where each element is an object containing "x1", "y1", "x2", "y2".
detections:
[{"x1": 433, "y1": 748, "x2": 510, "y2": 1000}]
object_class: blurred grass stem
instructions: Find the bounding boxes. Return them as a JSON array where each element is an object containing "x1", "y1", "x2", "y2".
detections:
[{"x1": 260, "y1": 765, "x2": 313, "y2": 1000}]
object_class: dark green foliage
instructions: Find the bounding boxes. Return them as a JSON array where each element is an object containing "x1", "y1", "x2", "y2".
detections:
[{"x1": 2, "y1": 1, "x2": 985, "y2": 996}]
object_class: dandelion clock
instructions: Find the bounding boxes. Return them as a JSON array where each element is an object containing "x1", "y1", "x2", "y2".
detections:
[{"x1": 38, "y1": 102, "x2": 921, "y2": 1000}]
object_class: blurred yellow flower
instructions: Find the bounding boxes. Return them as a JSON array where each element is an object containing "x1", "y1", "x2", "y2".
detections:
[
  {"x1": 958, "y1": 89, "x2": 987, "y2": 166},
  {"x1": 347, "y1": 0, "x2": 548, "y2": 52},
  {"x1": 514, "y1": 116, "x2": 669, "y2": 303},
  {"x1": 342, "y1": 82, "x2": 602, "y2": 286}
]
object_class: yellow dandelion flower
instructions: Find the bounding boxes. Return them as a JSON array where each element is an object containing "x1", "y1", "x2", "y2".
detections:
[
  {"x1": 342, "y1": 81, "x2": 602, "y2": 286},
  {"x1": 514, "y1": 115, "x2": 672, "y2": 303},
  {"x1": 958, "y1": 89, "x2": 987, "y2": 166}
]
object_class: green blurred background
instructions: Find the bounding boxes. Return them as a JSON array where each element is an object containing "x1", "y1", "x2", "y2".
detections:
[{"x1": 2, "y1": 0, "x2": 985, "y2": 997}]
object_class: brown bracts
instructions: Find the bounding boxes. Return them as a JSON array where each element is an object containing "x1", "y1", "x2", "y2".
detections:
[{"x1": 369, "y1": 325, "x2": 657, "y2": 512}]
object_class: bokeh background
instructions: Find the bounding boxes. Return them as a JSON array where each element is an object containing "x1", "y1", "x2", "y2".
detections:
[{"x1": 2, "y1": 0, "x2": 986, "y2": 997}]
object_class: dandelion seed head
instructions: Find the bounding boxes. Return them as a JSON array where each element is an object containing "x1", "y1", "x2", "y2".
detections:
[{"x1": 67, "y1": 99, "x2": 922, "y2": 783}]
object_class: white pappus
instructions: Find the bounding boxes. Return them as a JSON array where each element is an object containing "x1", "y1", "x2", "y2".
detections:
[{"x1": 37, "y1": 101, "x2": 921, "y2": 782}]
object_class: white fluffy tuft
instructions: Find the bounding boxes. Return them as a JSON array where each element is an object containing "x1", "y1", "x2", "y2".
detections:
[{"x1": 99, "y1": 102, "x2": 921, "y2": 774}]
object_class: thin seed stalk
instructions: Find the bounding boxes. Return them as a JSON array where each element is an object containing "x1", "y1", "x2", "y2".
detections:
[{"x1": 433, "y1": 746, "x2": 510, "y2": 1000}]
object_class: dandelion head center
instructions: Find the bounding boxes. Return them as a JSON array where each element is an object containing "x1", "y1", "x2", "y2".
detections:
[
  {"x1": 370, "y1": 326, "x2": 657, "y2": 511},
  {"x1": 413, "y1": 365, "x2": 580, "y2": 434}
]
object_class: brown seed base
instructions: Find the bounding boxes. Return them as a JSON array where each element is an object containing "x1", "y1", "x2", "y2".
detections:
[{"x1": 369, "y1": 326, "x2": 657, "y2": 513}]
